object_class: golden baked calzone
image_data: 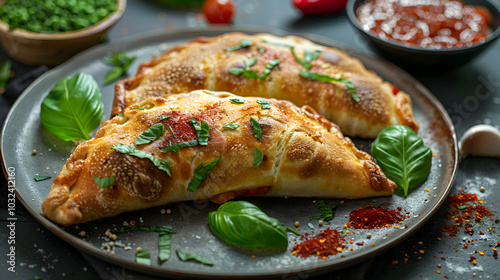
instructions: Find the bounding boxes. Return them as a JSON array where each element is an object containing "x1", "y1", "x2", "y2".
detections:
[
  {"x1": 113, "y1": 32, "x2": 418, "y2": 138},
  {"x1": 43, "y1": 90, "x2": 396, "y2": 226}
]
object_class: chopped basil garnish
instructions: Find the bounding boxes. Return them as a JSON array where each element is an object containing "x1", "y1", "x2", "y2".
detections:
[
  {"x1": 245, "y1": 57, "x2": 257, "y2": 68},
  {"x1": 227, "y1": 39, "x2": 254, "y2": 56},
  {"x1": 111, "y1": 144, "x2": 171, "y2": 176},
  {"x1": 228, "y1": 59, "x2": 281, "y2": 80},
  {"x1": 34, "y1": 175, "x2": 51, "y2": 182},
  {"x1": 116, "y1": 113, "x2": 124, "y2": 117},
  {"x1": 168, "y1": 125, "x2": 177, "y2": 138},
  {"x1": 257, "y1": 44, "x2": 264, "y2": 54},
  {"x1": 458, "y1": 205, "x2": 467, "y2": 210},
  {"x1": 250, "y1": 117, "x2": 262, "y2": 140},
  {"x1": 93, "y1": 176, "x2": 116, "y2": 189},
  {"x1": 119, "y1": 225, "x2": 176, "y2": 233},
  {"x1": 310, "y1": 200, "x2": 337, "y2": 221},
  {"x1": 158, "y1": 232, "x2": 173, "y2": 263},
  {"x1": 103, "y1": 52, "x2": 136, "y2": 85},
  {"x1": 176, "y1": 250, "x2": 214, "y2": 266},
  {"x1": 229, "y1": 98, "x2": 246, "y2": 104},
  {"x1": 161, "y1": 139, "x2": 198, "y2": 153},
  {"x1": 136, "y1": 107, "x2": 146, "y2": 110},
  {"x1": 0, "y1": 60, "x2": 12, "y2": 90},
  {"x1": 299, "y1": 69, "x2": 359, "y2": 102},
  {"x1": 187, "y1": 155, "x2": 222, "y2": 192},
  {"x1": 253, "y1": 148, "x2": 264, "y2": 167},
  {"x1": 256, "y1": 100, "x2": 271, "y2": 109},
  {"x1": 135, "y1": 250, "x2": 151, "y2": 266},
  {"x1": 222, "y1": 123, "x2": 239, "y2": 130},
  {"x1": 134, "y1": 123, "x2": 165, "y2": 145},
  {"x1": 262, "y1": 39, "x2": 294, "y2": 48},
  {"x1": 188, "y1": 119, "x2": 210, "y2": 145},
  {"x1": 291, "y1": 47, "x2": 321, "y2": 69},
  {"x1": 160, "y1": 115, "x2": 173, "y2": 121}
]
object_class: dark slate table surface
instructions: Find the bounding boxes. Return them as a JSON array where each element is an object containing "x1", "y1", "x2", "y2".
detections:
[{"x1": 1, "y1": 0, "x2": 499, "y2": 279}]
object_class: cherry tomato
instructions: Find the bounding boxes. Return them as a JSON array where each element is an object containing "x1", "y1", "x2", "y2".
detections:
[
  {"x1": 202, "y1": 0, "x2": 235, "y2": 24},
  {"x1": 292, "y1": 0, "x2": 348, "y2": 15}
]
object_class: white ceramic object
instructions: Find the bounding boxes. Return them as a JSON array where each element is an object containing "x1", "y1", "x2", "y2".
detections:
[{"x1": 460, "y1": 124, "x2": 500, "y2": 158}]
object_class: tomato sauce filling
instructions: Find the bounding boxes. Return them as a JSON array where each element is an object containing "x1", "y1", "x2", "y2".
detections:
[{"x1": 357, "y1": 0, "x2": 491, "y2": 49}]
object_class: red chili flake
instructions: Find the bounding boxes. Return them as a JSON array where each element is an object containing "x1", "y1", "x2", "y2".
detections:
[
  {"x1": 292, "y1": 228, "x2": 345, "y2": 259},
  {"x1": 392, "y1": 85, "x2": 399, "y2": 95},
  {"x1": 347, "y1": 207, "x2": 405, "y2": 229},
  {"x1": 130, "y1": 220, "x2": 136, "y2": 225},
  {"x1": 356, "y1": 242, "x2": 364, "y2": 245}
]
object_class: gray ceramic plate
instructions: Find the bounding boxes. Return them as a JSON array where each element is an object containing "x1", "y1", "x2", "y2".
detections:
[{"x1": 1, "y1": 26, "x2": 458, "y2": 279}]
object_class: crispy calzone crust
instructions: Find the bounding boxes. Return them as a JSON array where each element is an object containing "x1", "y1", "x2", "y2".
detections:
[
  {"x1": 43, "y1": 90, "x2": 396, "y2": 226},
  {"x1": 113, "y1": 32, "x2": 418, "y2": 138}
]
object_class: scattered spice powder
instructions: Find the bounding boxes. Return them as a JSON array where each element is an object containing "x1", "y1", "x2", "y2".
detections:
[
  {"x1": 442, "y1": 190, "x2": 493, "y2": 237},
  {"x1": 347, "y1": 207, "x2": 406, "y2": 229},
  {"x1": 292, "y1": 228, "x2": 345, "y2": 259}
]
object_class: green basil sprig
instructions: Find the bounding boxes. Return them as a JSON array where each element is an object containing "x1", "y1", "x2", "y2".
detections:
[
  {"x1": 103, "y1": 52, "x2": 136, "y2": 85},
  {"x1": 134, "y1": 123, "x2": 165, "y2": 145},
  {"x1": 176, "y1": 250, "x2": 214, "y2": 266},
  {"x1": 111, "y1": 144, "x2": 171, "y2": 176},
  {"x1": 94, "y1": 176, "x2": 116, "y2": 189},
  {"x1": 188, "y1": 155, "x2": 222, "y2": 192},
  {"x1": 41, "y1": 73, "x2": 104, "y2": 141},
  {"x1": 371, "y1": 125, "x2": 432, "y2": 197},
  {"x1": 299, "y1": 69, "x2": 359, "y2": 102},
  {"x1": 227, "y1": 39, "x2": 253, "y2": 56},
  {"x1": 310, "y1": 200, "x2": 337, "y2": 221},
  {"x1": 208, "y1": 201, "x2": 288, "y2": 249}
]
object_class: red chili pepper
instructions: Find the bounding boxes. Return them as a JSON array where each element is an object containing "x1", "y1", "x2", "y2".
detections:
[{"x1": 292, "y1": 0, "x2": 348, "y2": 16}]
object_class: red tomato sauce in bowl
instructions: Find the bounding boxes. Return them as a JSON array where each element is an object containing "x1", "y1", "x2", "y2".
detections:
[{"x1": 356, "y1": 0, "x2": 491, "y2": 49}]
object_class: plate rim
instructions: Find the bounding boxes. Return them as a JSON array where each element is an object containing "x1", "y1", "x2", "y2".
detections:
[{"x1": 1, "y1": 25, "x2": 459, "y2": 278}]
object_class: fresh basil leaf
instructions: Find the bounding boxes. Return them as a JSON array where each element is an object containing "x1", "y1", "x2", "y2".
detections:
[
  {"x1": 291, "y1": 47, "x2": 310, "y2": 69},
  {"x1": 371, "y1": 125, "x2": 432, "y2": 197},
  {"x1": 93, "y1": 176, "x2": 116, "y2": 189},
  {"x1": 188, "y1": 119, "x2": 210, "y2": 145},
  {"x1": 298, "y1": 69, "x2": 359, "y2": 102},
  {"x1": 228, "y1": 59, "x2": 280, "y2": 80},
  {"x1": 222, "y1": 123, "x2": 239, "y2": 130},
  {"x1": 256, "y1": 100, "x2": 271, "y2": 109},
  {"x1": 208, "y1": 201, "x2": 288, "y2": 249},
  {"x1": 286, "y1": 226, "x2": 301, "y2": 236},
  {"x1": 111, "y1": 144, "x2": 171, "y2": 176},
  {"x1": 229, "y1": 98, "x2": 246, "y2": 104},
  {"x1": 116, "y1": 113, "x2": 124, "y2": 117},
  {"x1": 136, "y1": 250, "x2": 151, "y2": 265},
  {"x1": 260, "y1": 59, "x2": 281, "y2": 79},
  {"x1": 160, "y1": 115, "x2": 173, "y2": 121},
  {"x1": 134, "y1": 123, "x2": 165, "y2": 145},
  {"x1": 227, "y1": 39, "x2": 254, "y2": 56},
  {"x1": 161, "y1": 139, "x2": 198, "y2": 153},
  {"x1": 176, "y1": 250, "x2": 214, "y2": 266},
  {"x1": 291, "y1": 48, "x2": 322, "y2": 70},
  {"x1": 158, "y1": 232, "x2": 173, "y2": 263},
  {"x1": 310, "y1": 200, "x2": 337, "y2": 221},
  {"x1": 262, "y1": 39, "x2": 294, "y2": 48},
  {"x1": 0, "y1": 60, "x2": 12, "y2": 89},
  {"x1": 257, "y1": 44, "x2": 264, "y2": 54},
  {"x1": 310, "y1": 50, "x2": 322, "y2": 61},
  {"x1": 136, "y1": 107, "x2": 146, "y2": 110},
  {"x1": 103, "y1": 52, "x2": 136, "y2": 85},
  {"x1": 187, "y1": 155, "x2": 222, "y2": 192},
  {"x1": 458, "y1": 205, "x2": 467, "y2": 210},
  {"x1": 120, "y1": 226, "x2": 176, "y2": 234},
  {"x1": 253, "y1": 148, "x2": 264, "y2": 167},
  {"x1": 250, "y1": 117, "x2": 262, "y2": 140},
  {"x1": 168, "y1": 125, "x2": 177, "y2": 138},
  {"x1": 41, "y1": 73, "x2": 104, "y2": 141},
  {"x1": 245, "y1": 57, "x2": 257, "y2": 68},
  {"x1": 34, "y1": 175, "x2": 51, "y2": 182}
]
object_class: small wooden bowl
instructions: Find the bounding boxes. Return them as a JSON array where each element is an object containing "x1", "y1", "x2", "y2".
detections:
[{"x1": 0, "y1": 0, "x2": 126, "y2": 66}]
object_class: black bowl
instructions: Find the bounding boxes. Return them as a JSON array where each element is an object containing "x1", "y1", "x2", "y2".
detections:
[{"x1": 346, "y1": 0, "x2": 500, "y2": 71}]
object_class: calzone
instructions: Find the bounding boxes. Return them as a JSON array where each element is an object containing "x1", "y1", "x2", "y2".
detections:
[
  {"x1": 43, "y1": 90, "x2": 396, "y2": 226},
  {"x1": 113, "y1": 32, "x2": 418, "y2": 138}
]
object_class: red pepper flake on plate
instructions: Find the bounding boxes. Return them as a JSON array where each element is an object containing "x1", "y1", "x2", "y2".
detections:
[
  {"x1": 292, "y1": 228, "x2": 345, "y2": 259},
  {"x1": 347, "y1": 207, "x2": 405, "y2": 229}
]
